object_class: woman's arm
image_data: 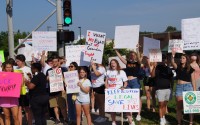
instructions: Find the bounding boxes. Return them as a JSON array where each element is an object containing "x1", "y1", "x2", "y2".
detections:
[
  {"x1": 91, "y1": 62, "x2": 101, "y2": 76},
  {"x1": 191, "y1": 72, "x2": 196, "y2": 91},
  {"x1": 171, "y1": 51, "x2": 177, "y2": 69},
  {"x1": 115, "y1": 49, "x2": 127, "y2": 65},
  {"x1": 105, "y1": 78, "x2": 109, "y2": 89},
  {"x1": 77, "y1": 81, "x2": 90, "y2": 94}
]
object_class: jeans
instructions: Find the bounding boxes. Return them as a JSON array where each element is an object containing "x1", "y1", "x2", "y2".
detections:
[
  {"x1": 175, "y1": 83, "x2": 193, "y2": 97},
  {"x1": 67, "y1": 94, "x2": 76, "y2": 122},
  {"x1": 127, "y1": 78, "x2": 141, "y2": 89}
]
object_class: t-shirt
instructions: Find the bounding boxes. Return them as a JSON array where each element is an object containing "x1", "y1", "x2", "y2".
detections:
[
  {"x1": 176, "y1": 66, "x2": 194, "y2": 82},
  {"x1": 29, "y1": 72, "x2": 48, "y2": 97},
  {"x1": 77, "y1": 79, "x2": 91, "y2": 102},
  {"x1": 91, "y1": 66, "x2": 106, "y2": 88},
  {"x1": 105, "y1": 70, "x2": 128, "y2": 89},
  {"x1": 42, "y1": 63, "x2": 51, "y2": 75}
]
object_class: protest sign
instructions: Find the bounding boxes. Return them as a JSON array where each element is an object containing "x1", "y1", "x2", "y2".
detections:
[
  {"x1": 143, "y1": 37, "x2": 160, "y2": 57},
  {"x1": 64, "y1": 70, "x2": 80, "y2": 94},
  {"x1": 183, "y1": 91, "x2": 200, "y2": 114},
  {"x1": 0, "y1": 72, "x2": 23, "y2": 98},
  {"x1": 17, "y1": 44, "x2": 35, "y2": 61},
  {"x1": 168, "y1": 39, "x2": 184, "y2": 53},
  {"x1": 182, "y1": 17, "x2": 200, "y2": 50},
  {"x1": 108, "y1": 56, "x2": 126, "y2": 69},
  {"x1": 65, "y1": 45, "x2": 90, "y2": 66},
  {"x1": 18, "y1": 39, "x2": 32, "y2": 45},
  {"x1": 32, "y1": 31, "x2": 57, "y2": 51},
  {"x1": 105, "y1": 89, "x2": 140, "y2": 112},
  {"x1": 149, "y1": 49, "x2": 162, "y2": 62},
  {"x1": 114, "y1": 25, "x2": 140, "y2": 49},
  {"x1": 84, "y1": 30, "x2": 106, "y2": 64},
  {"x1": 0, "y1": 50, "x2": 5, "y2": 63},
  {"x1": 48, "y1": 68, "x2": 64, "y2": 93}
]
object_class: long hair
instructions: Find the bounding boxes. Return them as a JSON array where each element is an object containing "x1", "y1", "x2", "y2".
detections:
[
  {"x1": 110, "y1": 59, "x2": 121, "y2": 74},
  {"x1": 78, "y1": 66, "x2": 88, "y2": 78},
  {"x1": 180, "y1": 54, "x2": 191, "y2": 73},
  {"x1": 128, "y1": 51, "x2": 139, "y2": 62},
  {"x1": 191, "y1": 53, "x2": 200, "y2": 64},
  {"x1": 70, "y1": 62, "x2": 79, "y2": 70},
  {"x1": 2, "y1": 61, "x2": 14, "y2": 72}
]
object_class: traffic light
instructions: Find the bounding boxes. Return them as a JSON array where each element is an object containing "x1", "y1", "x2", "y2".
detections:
[
  {"x1": 63, "y1": 0, "x2": 72, "y2": 26},
  {"x1": 57, "y1": 30, "x2": 74, "y2": 43}
]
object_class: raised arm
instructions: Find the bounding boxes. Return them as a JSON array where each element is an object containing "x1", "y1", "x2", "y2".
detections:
[
  {"x1": 40, "y1": 50, "x2": 46, "y2": 67},
  {"x1": 115, "y1": 49, "x2": 127, "y2": 65},
  {"x1": 171, "y1": 51, "x2": 177, "y2": 69}
]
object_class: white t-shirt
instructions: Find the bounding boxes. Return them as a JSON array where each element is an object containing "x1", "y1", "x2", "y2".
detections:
[
  {"x1": 77, "y1": 79, "x2": 91, "y2": 103},
  {"x1": 105, "y1": 70, "x2": 128, "y2": 89},
  {"x1": 42, "y1": 63, "x2": 51, "y2": 75},
  {"x1": 91, "y1": 66, "x2": 106, "y2": 88}
]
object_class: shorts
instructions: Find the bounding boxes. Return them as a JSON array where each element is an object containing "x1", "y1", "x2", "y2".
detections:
[
  {"x1": 175, "y1": 83, "x2": 193, "y2": 97},
  {"x1": 93, "y1": 85, "x2": 105, "y2": 94},
  {"x1": 19, "y1": 94, "x2": 30, "y2": 107},
  {"x1": 49, "y1": 93, "x2": 66, "y2": 108},
  {"x1": 156, "y1": 89, "x2": 171, "y2": 102},
  {"x1": 126, "y1": 79, "x2": 143, "y2": 97},
  {"x1": 143, "y1": 77, "x2": 155, "y2": 87},
  {"x1": 75, "y1": 100, "x2": 90, "y2": 105}
]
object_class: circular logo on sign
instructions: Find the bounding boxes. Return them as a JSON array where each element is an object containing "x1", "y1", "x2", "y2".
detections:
[
  {"x1": 185, "y1": 92, "x2": 196, "y2": 104},
  {"x1": 56, "y1": 68, "x2": 61, "y2": 74}
]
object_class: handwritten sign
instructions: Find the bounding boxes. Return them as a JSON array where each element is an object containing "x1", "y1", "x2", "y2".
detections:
[
  {"x1": 65, "y1": 45, "x2": 90, "y2": 66},
  {"x1": 17, "y1": 44, "x2": 35, "y2": 61},
  {"x1": 149, "y1": 49, "x2": 162, "y2": 62},
  {"x1": 0, "y1": 72, "x2": 23, "y2": 98},
  {"x1": 143, "y1": 37, "x2": 160, "y2": 57},
  {"x1": 64, "y1": 70, "x2": 80, "y2": 94},
  {"x1": 114, "y1": 25, "x2": 140, "y2": 49},
  {"x1": 48, "y1": 68, "x2": 64, "y2": 93},
  {"x1": 183, "y1": 91, "x2": 200, "y2": 114},
  {"x1": 84, "y1": 30, "x2": 106, "y2": 64},
  {"x1": 168, "y1": 39, "x2": 184, "y2": 53},
  {"x1": 108, "y1": 56, "x2": 126, "y2": 69},
  {"x1": 32, "y1": 31, "x2": 57, "y2": 51},
  {"x1": 182, "y1": 17, "x2": 200, "y2": 50},
  {"x1": 105, "y1": 89, "x2": 140, "y2": 112}
]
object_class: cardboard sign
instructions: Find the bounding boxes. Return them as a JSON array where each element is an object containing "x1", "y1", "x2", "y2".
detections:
[
  {"x1": 32, "y1": 31, "x2": 57, "y2": 51},
  {"x1": 143, "y1": 37, "x2": 160, "y2": 57},
  {"x1": 48, "y1": 68, "x2": 64, "y2": 93},
  {"x1": 84, "y1": 30, "x2": 106, "y2": 64},
  {"x1": 105, "y1": 89, "x2": 140, "y2": 112},
  {"x1": 114, "y1": 25, "x2": 140, "y2": 49},
  {"x1": 108, "y1": 56, "x2": 126, "y2": 69},
  {"x1": 65, "y1": 45, "x2": 90, "y2": 66},
  {"x1": 149, "y1": 49, "x2": 162, "y2": 62},
  {"x1": 0, "y1": 72, "x2": 23, "y2": 98},
  {"x1": 168, "y1": 39, "x2": 184, "y2": 53},
  {"x1": 183, "y1": 91, "x2": 200, "y2": 114},
  {"x1": 182, "y1": 17, "x2": 200, "y2": 50},
  {"x1": 64, "y1": 70, "x2": 80, "y2": 94}
]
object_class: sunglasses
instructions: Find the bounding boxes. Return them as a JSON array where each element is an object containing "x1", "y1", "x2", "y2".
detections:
[{"x1": 69, "y1": 66, "x2": 74, "y2": 68}]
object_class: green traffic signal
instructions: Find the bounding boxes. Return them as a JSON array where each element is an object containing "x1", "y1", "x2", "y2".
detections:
[{"x1": 64, "y1": 17, "x2": 72, "y2": 24}]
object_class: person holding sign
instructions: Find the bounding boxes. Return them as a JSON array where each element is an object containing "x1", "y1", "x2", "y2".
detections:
[
  {"x1": 75, "y1": 67, "x2": 92, "y2": 125},
  {"x1": 105, "y1": 59, "x2": 135, "y2": 125},
  {"x1": 0, "y1": 61, "x2": 20, "y2": 125},
  {"x1": 171, "y1": 51, "x2": 196, "y2": 125}
]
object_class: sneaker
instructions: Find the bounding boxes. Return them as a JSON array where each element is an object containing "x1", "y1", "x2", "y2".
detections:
[
  {"x1": 96, "y1": 109, "x2": 99, "y2": 113},
  {"x1": 96, "y1": 117, "x2": 107, "y2": 123},
  {"x1": 129, "y1": 121, "x2": 135, "y2": 125},
  {"x1": 112, "y1": 122, "x2": 117, "y2": 125},
  {"x1": 91, "y1": 108, "x2": 95, "y2": 113},
  {"x1": 136, "y1": 115, "x2": 141, "y2": 121},
  {"x1": 94, "y1": 116, "x2": 101, "y2": 122},
  {"x1": 160, "y1": 120, "x2": 165, "y2": 125},
  {"x1": 163, "y1": 118, "x2": 169, "y2": 124}
]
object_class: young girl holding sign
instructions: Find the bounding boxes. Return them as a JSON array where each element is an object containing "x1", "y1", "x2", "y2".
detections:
[
  {"x1": 105, "y1": 59, "x2": 134, "y2": 125},
  {"x1": 76, "y1": 67, "x2": 92, "y2": 125}
]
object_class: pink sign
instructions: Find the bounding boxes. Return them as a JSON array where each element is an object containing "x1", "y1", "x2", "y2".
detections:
[{"x1": 0, "y1": 72, "x2": 23, "y2": 98}]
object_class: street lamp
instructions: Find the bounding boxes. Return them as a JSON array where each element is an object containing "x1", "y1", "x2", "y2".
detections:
[{"x1": 78, "y1": 26, "x2": 81, "y2": 40}]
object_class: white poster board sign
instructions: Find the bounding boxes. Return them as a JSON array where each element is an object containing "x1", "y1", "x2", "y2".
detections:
[
  {"x1": 108, "y1": 56, "x2": 126, "y2": 69},
  {"x1": 64, "y1": 70, "x2": 80, "y2": 94},
  {"x1": 183, "y1": 91, "x2": 200, "y2": 114},
  {"x1": 84, "y1": 30, "x2": 106, "y2": 64},
  {"x1": 114, "y1": 25, "x2": 140, "y2": 49},
  {"x1": 168, "y1": 39, "x2": 184, "y2": 53},
  {"x1": 48, "y1": 68, "x2": 64, "y2": 93},
  {"x1": 143, "y1": 37, "x2": 160, "y2": 57},
  {"x1": 18, "y1": 39, "x2": 32, "y2": 45},
  {"x1": 32, "y1": 31, "x2": 57, "y2": 51},
  {"x1": 17, "y1": 44, "x2": 34, "y2": 61},
  {"x1": 182, "y1": 17, "x2": 200, "y2": 50},
  {"x1": 105, "y1": 89, "x2": 140, "y2": 112},
  {"x1": 149, "y1": 49, "x2": 162, "y2": 62},
  {"x1": 65, "y1": 45, "x2": 89, "y2": 66}
]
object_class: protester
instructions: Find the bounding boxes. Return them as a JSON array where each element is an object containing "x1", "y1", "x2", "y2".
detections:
[
  {"x1": 171, "y1": 51, "x2": 196, "y2": 125},
  {"x1": 0, "y1": 61, "x2": 20, "y2": 125},
  {"x1": 90, "y1": 62, "x2": 107, "y2": 123},
  {"x1": 76, "y1": 67, "x2": 92, "y2": 125},
  {"x1": 15, "y1": 54, "x2": 32, "y2": 125},
  {"x1": 25, "y1": 63, "x2": 49, "y2": 125}
]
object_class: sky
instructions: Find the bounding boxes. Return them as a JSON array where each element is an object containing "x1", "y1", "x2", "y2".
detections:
[{"x1": 0, "y1": 0, "x2": 200, "y2": 39}]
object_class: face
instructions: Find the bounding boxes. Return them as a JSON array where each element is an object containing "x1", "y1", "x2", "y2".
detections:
[
  {"x1": 31, "y1": 66, "x2": 36, "y2": 74},
  {"x1": 110, "y1": 60, "x2": 117, "y2": 70},
  {"x1": 180, "y1": 56, "x2": 187, "y2": 64},
  {"x1": 15, "y1": 59, "x2": 24, "y2": 68},
  {"x1": 69, "y1": 64, "x2": 75, "y2": 71},
  {"x1": 79, "y1": 69, "x2": 87, "y2": 78},
  {"x1": 129, "y1": 52, "x2": 137, "y2": 60},
  {"x1": 191, "y1": 56, "x2": 197, "y2": 61},
  {"x1": 52, "y1": 59, "x2": 59, "y2": 68},
  {"x1": 4, "y1": 64, "x2": 13, "y2": 72}
]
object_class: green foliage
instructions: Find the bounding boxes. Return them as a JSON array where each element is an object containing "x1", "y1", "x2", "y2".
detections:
[
  {"x1": 75, "y1": 38, "x2": 86, "y2": 45},
  {"x1": 165, "y1": 26, "x2": 177, "y2": 32}
]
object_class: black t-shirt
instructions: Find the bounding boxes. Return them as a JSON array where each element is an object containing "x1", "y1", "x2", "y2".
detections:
[
  {"x1": 29, "y1": 72, "x2": 48, "y2": 97},
  {"x1": 123, "y1": 61, "x2": 140, "y2": 77},
  {"x1": 176, "y1": 66, "x2": 194, "y2": 82},
  {"x1": 155, "y1": 64, "x2": 173, "y2": 89}
]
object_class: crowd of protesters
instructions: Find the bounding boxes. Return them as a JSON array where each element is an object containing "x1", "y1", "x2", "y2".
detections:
[{"x1": 0, "y1": 47, "x2": 199, "y2": 125}]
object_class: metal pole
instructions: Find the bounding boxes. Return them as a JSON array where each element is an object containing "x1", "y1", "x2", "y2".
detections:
[
  {"x1": 6, "y1": 0, "x2": 14, "y2": 58},
  {"x1": 78, "y1": 26, "x2": 81, "y2": 40}
]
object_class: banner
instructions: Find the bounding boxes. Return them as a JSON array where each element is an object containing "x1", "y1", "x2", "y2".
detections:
[
  {"x1": 84, "y1": 30, "x2": 106, "y2": 64},
  {"x1": 65, "y1": 45, "x2": 90, "y2": 66},
  {"x1": 149, "y1": 49, "x2": 162, "y2": 62},
  {"x1": 0, "y1": 72, "x2": 23, "y2": 98},
  {"x1": 32, "y1": 31, "x2": 57, "y2": 51},
  {"x1": 168, "y1": 39, "x2": 184, "y2": 53},
  {"x1": 183, "y1": 91, "x2": 200, "y2": 114},
  {"x1": 108, "y1": 56, "x2": 126, "y2": 69},
  {"x1": 143, "y1": 37, "x2": 160, "y2": 57},
  {"x1": 64, "y1": 70, "x2": 80, "y2": 94},
  {"x1": 182, "y1": 17, "x2": 200, "y2": 50},
  {"x1": 105, "y1": 89, "x2": 140, "y2": 112},
  {"x1": 114, "y1": 25, "x2": 140, "y2": 49},
  {"x1": 48, "y1": 68, "x2": 64, "y2": 93}
]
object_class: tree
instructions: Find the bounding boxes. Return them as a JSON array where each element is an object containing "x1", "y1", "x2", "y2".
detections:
[{"x1": 165, "y1": 26, "x2": 177, "y2": 32}]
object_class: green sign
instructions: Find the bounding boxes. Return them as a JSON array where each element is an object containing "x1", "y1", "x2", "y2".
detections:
[{"x1": 0, "y1": 50, "x2": 5, "y2": 63}]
